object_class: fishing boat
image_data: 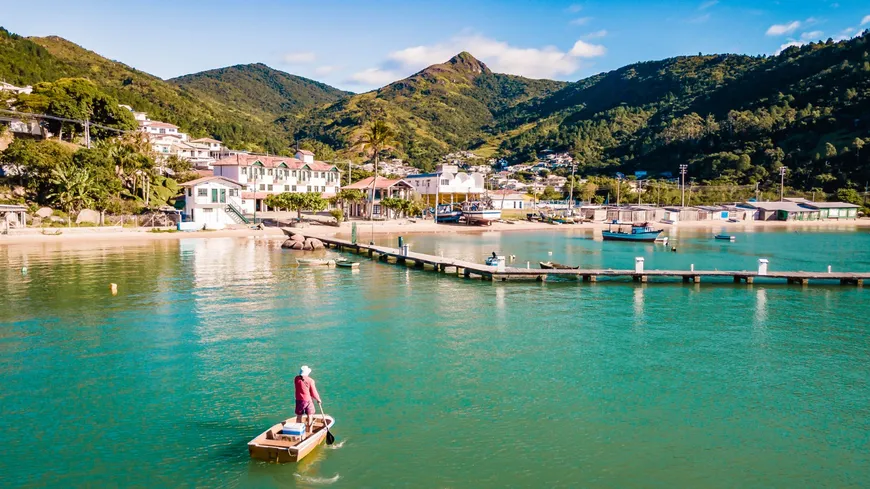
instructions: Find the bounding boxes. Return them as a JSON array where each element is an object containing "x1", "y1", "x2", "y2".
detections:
[
  {"x1": 601, "y1": 221, "x2": 663, "y2": 242},
  {"x1": 461, "y1": 201, "x2": 501, "y2": 225},
  {"x1": 715, "y1": 234, "x2": 736, "y2": 241},
  {"x1": 296, "y1": 258, "x2": 335, "y2": 266},
  {"x1": 248, "y1": 415, "x2": 335, "y2": 463},
  {"x1": 434, "y1": 204, "x2": 462, "y2": 223},
  {"x1": 539, "y1": 261, "x2": 580, "y2": 270},
  {"x1": 335, "y1": 259, "x2": 360, "y2": 268},
  {"x1": 485, "y1": 255, "x2": 506, "y2": 267}
]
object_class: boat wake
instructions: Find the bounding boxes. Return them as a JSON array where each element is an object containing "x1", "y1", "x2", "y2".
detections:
[
  {"x1": 325, "y1": 438, "x2": 347, "y2": 449},
  {"x1": 294, "y1": 473, "x2": 340, "y2": 485}
]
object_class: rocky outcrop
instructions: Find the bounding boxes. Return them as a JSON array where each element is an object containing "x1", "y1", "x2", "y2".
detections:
[
  {"x1": 281, "y1": 231, "x2": 324, "y2": 251},
  {"x1": 76, "y1": 209, "x2": 100, "y2": 224},
  {"x1": 35, "y1": 207, "x2": 53, "y2": 218}
]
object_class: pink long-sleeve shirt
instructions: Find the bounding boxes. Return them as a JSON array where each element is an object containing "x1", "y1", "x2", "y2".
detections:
[{"x1": 294, "y1": 375, "x2": 321, "y2": 402}]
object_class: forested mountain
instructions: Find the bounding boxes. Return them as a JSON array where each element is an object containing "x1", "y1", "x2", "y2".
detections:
[
  {"x1": 495, "y1": 31, "x2": 870, "y2": 192},
  {"x1": 170, "y1": 63, "x2": 348, "y2": 125},
  {"x1": 295, "y1": 52, "x2": 568, "y2": 170},
  {"x1": 0, "y1": 28, "x2": 342, "y2": 153}
]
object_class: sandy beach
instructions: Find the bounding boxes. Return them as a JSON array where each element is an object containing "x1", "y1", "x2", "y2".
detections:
[{"x1": 1, "y1": 217, "x2": 868, "y2": 246}]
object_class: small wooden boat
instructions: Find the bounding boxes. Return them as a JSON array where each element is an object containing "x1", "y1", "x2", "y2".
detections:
[
  {"x1": 296, "y1": 258, "x2": 335, "y2": 266},
  {"x1": 248, "y1": 415, "x2": 335, "y2": 463},
  {"x1": 335, "y1": 259, "x2": 360, "y2": 268},
  {"x1": 715, "y1": 234, "x2": 736, "y2": 241},
  {"x1": 727, "y1": 218, "x2": 740, "y2": 223},
  {"x1": 602, "y1": 222, "x2": 663, "y2": 242},
  {"x1": 539, "y1": 261, "x2": 580, "y2": 270}
]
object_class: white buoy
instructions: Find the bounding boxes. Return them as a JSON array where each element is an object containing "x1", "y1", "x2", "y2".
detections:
[
  {"x1": 110, "y1": 283, "x2": 118, "y2": 295},
  {"x1": 21, "y1": 266, "x2": 27, "y2": 274},
  {"x1": 548, "y1": 251, "x2": 553, "y2": 256},
  {"x1": 758, "y1": 258, "x2": 769, "y2": 276},
  {"x1": 690, "y1": 264, "x2": 694, "y2": 272},
  {"x1": 827, "y1": 265, "x2": 832, "y2": 273}
]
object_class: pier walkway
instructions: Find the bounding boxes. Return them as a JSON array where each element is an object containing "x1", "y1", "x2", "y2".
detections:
[{"x1": 315, "y1": 236, "x2": 867, "y2": 286}]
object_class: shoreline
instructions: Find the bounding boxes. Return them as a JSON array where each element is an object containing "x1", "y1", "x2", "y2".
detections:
[{"x1": 1, "y1": 218, "x2": 868, "y2": 245}]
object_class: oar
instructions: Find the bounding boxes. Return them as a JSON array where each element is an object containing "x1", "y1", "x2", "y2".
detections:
[{"x1": 318, "y1": 401, "x2": 335, "y2": 445}]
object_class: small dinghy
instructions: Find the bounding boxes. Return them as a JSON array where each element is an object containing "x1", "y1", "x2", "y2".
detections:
[
  {"x1": 248, "y1": 415, "x2": 335, "y2": 463},
  {"x1": 335, "y1": 259, "x2": 360, "y2": 269},
  {"x1": 714, "y1": 234, "x2": 736, "y2": 241},
  {"x1": 539, "y1": 261, "x2": 580, "y2": 270},
  {"x1": 296, "y1": 258, "x2": 335, "y2": 266}
]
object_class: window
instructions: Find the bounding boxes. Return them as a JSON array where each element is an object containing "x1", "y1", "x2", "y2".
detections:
[
  {"x1": 307, "y1": 186, "x2": 312, "y2": 192},
  {"x1": 441, "y1": 179, "x2": 449, "y2": 185},
  {"x1": 268, "y1": 169, "x2": 273, "y2": 176},
  {"x1": 242, "y1": 167, "x2": 247, "y2": 175},
  {"x1": 198, "y1": 188, "x2": 208, "y2": 197},
  {"x1": 220, "y1": 188, "x2": 226, "y2": 203},
  {"x1": 259, "y1": 184, "x2": 265, "y2": 191},
  {"x1": 267, "y1": 184, "x2": 273, "y2": 191},
  {"x1": 203, "y1": 208, "x2": 213, "y2": 213},
  {"x1": 321, "y1": 186, "x2": 325, "y2": 192},
  {"x1": 285, "y1": 185, "x2": 290, "y2": 191},
  {"x1": 374, "y1": 205, "x2": 381, "y2": 215},
  {"x1": 159, "y1": 128, "x2": 166, "y2": 134},
  {"x1": 211, "y1": 188, "x2": 219, "y2": 203},
  {"x1": 292, "y1": 185, "x2": 297, "y2": 192},
  {"x1": 229, "y1": 189, "x2": 237, "y2": 197},
  {"x1": 187, "y1": 188, "x2": 192, "y2": 197},
  {"x1": 292, "y1": 170, "x2": 297, "y2": 178}
]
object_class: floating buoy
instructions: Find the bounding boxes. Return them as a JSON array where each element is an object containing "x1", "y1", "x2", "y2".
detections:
[
  {"x1": 110, "y1": 283, "x2": 118, "y2": 295},
  {"x1": 671, "y1": 247, "x2": 677, "y2": 252},
  {"x1": 548, "y1": 251, "x2": 553, "y2": 256},
  {"x1": 21, "y1": 266, "x2": 27, "y2": 274}
]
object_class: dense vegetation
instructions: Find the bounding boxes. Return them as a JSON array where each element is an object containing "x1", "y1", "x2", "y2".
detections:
[{"x1": 495, "y1": 31, "x2": 870, "y2": 195}]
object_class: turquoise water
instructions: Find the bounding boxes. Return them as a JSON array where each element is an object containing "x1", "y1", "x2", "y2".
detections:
[{"x1": 1, "y1": 228, "x2": 869, "y2": 488}]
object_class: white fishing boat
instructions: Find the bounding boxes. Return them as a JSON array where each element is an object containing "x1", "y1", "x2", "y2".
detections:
[{"x1": 462, "y1": 201, "x2": 501, "y2": 225}]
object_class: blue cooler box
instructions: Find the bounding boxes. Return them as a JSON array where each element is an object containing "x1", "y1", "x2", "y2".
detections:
[{"x1": 281, "y1": 423, "x2": 306, "y2": 437}]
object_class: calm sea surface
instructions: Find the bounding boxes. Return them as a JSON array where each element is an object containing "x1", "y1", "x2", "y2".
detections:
[{"x1": 2, "y1": 227, "x2": 870, "y2": 488}]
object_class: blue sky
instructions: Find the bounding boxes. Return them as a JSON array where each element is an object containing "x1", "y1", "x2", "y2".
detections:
[{"x1": 3, "y1": 0, "x2": 869, "y2": 92}]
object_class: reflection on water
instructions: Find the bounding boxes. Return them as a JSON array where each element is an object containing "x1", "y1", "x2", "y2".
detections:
[{"x1": 1, "y1": 232, "x2": 870, "y2": 488}]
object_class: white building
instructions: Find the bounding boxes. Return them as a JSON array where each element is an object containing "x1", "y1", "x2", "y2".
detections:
[
  {"x1": 141, "y1": 120, "x2": 187, "y2": 140},
  {"x1": 405, "y1": 164, "x2": 486, "y2": 203},
  {"x1": 179, "y1": 176, "x2": 245, "y2": 228},
  {"x1": 489, "y1": 190, "x2": 531, "y2": 210},
  {"x1": 212, "y1": 150, "x2": 341, "y2": 214}
]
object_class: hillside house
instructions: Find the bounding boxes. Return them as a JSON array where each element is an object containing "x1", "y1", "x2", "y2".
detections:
[{"x1": 179, "y1": 176, "x2": 245, "y2": 228}]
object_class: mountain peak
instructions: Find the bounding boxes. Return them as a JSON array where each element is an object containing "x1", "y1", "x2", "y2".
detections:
[{"x1": 445, "y1": 52, "x2": 491, "y2": 75}]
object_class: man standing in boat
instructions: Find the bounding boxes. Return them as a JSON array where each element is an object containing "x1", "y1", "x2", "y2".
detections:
[{"x1": 295, "y1": 365, "x2": 322, "y2": 435}]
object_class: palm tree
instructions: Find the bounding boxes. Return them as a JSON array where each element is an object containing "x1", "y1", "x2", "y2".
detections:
[
  {"x1": 48, "y1": 166, "x2": 95, "y2": 226},
  {"x1": 356, "y1": 120, "x2": 397, "y2": 220}
]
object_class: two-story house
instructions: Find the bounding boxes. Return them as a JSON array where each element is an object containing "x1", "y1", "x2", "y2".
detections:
[
  {"x1": 212, "y1": 150, "x2": 342, "y2": 214},
  {"x1": 405, "y1": 164, "x2": 486, "y2": 206},
  {"x1": 179, "y1": 176, "x2": 245, "y2": 228}
]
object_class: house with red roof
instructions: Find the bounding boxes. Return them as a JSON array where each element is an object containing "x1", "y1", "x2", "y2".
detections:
[
  {"x1": 179, "y1": 176, "x2": 245, "y2": 228},
  {"x1": 343, "y1": 176, "x2": 414, "y2": 219},
  {"x1": 212, "y1": 149, "x2": 342, "y2": 214}
]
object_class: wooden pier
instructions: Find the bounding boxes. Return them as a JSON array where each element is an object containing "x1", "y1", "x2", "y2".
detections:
[{"x1": 314, "y1": 236, "x2": 867, "y2": 286}]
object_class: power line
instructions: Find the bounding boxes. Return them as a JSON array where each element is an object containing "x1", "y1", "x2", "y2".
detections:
[{"x1": 0, "y1": 108, "x2": 136, "y2": 135}]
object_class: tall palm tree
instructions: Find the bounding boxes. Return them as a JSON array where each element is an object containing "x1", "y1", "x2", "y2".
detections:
[{"x1": 356, "y1": 120, "x2": 396, "y2": 220}]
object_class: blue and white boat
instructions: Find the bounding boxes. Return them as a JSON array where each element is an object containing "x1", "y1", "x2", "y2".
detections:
[
  {"x1": 602, "y1": 221, "x2": 663, "y2": 242},
  {"x1": 461, "y1": 201, "x2": 501, "y2": 225},
  {"x1": 434, "y1": 204, "x2": 462, "y2": 223}
]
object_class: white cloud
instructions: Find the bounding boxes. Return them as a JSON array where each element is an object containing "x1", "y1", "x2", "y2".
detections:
[
  {"x1": 570, "y1": 17, "x2": 593, "y2": 26},
  {"x1": 834, "y1": 27, "x2": 857, "y2": 41},
  {"x1": 862, "y1": 15, "x2": 870, "y2": 25},
  {"x1": 568, "y1": 40, "x2": 607, "y2": 58},
  {"x1": 800, "y1": 30, "x2": 824, "y2": 41},
  {"x1": 386, "y1": 34, "x2": 606, "y2": 80},
  {"x1": 282, "y1": 51, "x2": 316, "y2": 64},
  {"x1": 346, "y1": 68, "x2": 399, "y2": 86},
  {"x1": 583, "y1": 30, "x2": 608, "y2": 39},
  {"x1": 775, "y1": 41, "x2": 805, "y2": 54},
  {"x1": 689, "y1": 13, "x2": 711, "y2": 23},
  {"x1": 699, "y1": 0, "x2": 718, "y2": 10},
  {"x1": 314, "y1": 65, "x2": 339, "y2": 76},
  {"x1": 766, "y1": 21, "x2": 801, "y2": 36},
  {"x1": 566, "y1": 4, "x2": 583, "y2": 13}
]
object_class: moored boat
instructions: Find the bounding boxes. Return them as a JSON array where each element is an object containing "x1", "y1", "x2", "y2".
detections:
[
  {"x1": 539, "y1": 261, "x2": 580, "y2": 270},
  {"x1": 602, "y1": 221, "x2": 663, "y2": 242},
  {"x1": 335, "y1": 259, "x2": 360, "y2": 268},
  {"x1": 248, "y1": 415, "x2": 335, "y2": 463},
  {"x1": 462, "y1": 201, "x2": 501, "y2": 225},
  {"x1": 486, "y1": 255, "x2": 506, "y2": 267},
  {"x1": 715, "y1": 234, "x2": 736, "y2": 241},
  {"x1": 296, "y1": 258, "x2": 335, "y2": 266},
  {"x1": 434, "y1": 204, "x2": 462, "y2": 223}
]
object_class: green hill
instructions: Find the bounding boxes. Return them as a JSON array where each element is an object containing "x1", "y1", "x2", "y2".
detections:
[
  {"x1": 170, "y1": 63, "x2": 349, "y2": 125},
  {"x1": 493, "y1": 32, "x2": 870, "y2": 192},
  {"x1": 295, "y1": 52, "x2": 567, "y2": 170}
]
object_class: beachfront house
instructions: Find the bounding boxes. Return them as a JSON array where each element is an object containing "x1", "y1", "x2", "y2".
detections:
[
  {"x1": 342, "y1": 177, "x2": 415, "y2": 219},
  {"x1": 212, "y1": 151, "x2": 341, "y2": 214},
  {"x1": 740, "y1": 202, "x2": 821, "y2": 221},
  {"x1": 405, "y1": 164, "x2": 486, "y2": 205},
  {"x1": 606, "y1": 206, "x2": 664, "y2": 223},
  {"x1": 579, "y1": 205, "x2": 607, "y2": 222},
  {"x1": 489, "y1": 190, "x2": 531, "y2": 210},
  {"x1": 798, "y1": 201, "x2": 860, "y2": 219},
  {"x1": 179, "y1": 176, "x2": 245, "y2": 229}
]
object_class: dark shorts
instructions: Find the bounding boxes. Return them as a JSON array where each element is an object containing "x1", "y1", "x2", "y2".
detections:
[{"x1": 295, "y1": 400, "x2": 315, "y2": 416}]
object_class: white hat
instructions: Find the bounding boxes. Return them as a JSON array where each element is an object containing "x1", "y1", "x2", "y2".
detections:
[{"x1": 299, "y1": 365, "x2": 312, "y2": 376}]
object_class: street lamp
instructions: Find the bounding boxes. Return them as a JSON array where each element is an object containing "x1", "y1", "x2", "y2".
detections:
[
  {"x1": 679, "y1": 164, "x2": 688, "y2": 208},
  {"x1": 779, "y1": 166, "x2": 788, "y2": 202},
  {"x1": 568, "y1": 162, "x2": 576, "y2": 212}
]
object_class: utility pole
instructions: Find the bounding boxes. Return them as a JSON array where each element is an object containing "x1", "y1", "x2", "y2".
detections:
[
  {"x1": 779, "y1": 166, "x2": 788, "y2": 202},
  {"x1": 568, "y1": 163, "x2": 576, "y2": 211},
  {"x1": 679, "y1": 164, "x2": 688, "y2": 207},
  {"x1": 85, "y1": 119, "x2": 91, "y2": 149},
  {"x1": 616, "y1": 176, "x2": 621, "y2": 206},
  {"x1": 638, "y1": 180, "x2": 643, "y2": 205}
]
